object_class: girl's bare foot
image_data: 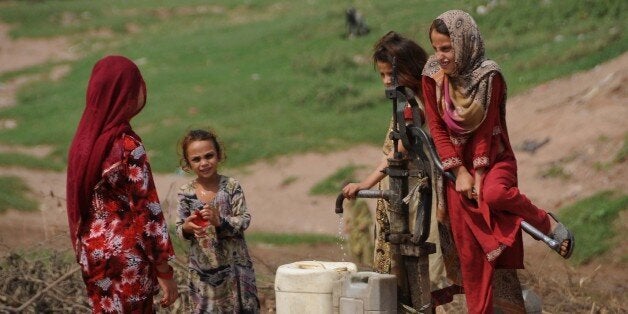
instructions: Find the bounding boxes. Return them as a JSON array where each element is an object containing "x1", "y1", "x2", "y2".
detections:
[{"x1": 547, "y1": 212, "x2": 574, "y2": 259}]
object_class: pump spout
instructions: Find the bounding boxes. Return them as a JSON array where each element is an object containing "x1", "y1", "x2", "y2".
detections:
[{"x1": 335, "y1": 190, "x2": 393, "y2": 214}]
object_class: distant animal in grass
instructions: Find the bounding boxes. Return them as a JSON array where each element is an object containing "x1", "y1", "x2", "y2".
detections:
[{"x1": 345, "y1": 7, "x2": 370, "y2": 39}]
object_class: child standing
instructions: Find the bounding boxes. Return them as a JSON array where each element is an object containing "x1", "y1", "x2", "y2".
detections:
[{"x1": 175, "y1": 129, "x2": 260, "y2": 313}]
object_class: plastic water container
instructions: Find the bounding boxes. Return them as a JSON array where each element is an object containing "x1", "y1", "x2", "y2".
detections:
[
  {"x1": 275, "y1": 261, "x2": 357, "y2": 314},
  {"x1": 332, "y1": 271, "x2": 397, "y2": 314}
]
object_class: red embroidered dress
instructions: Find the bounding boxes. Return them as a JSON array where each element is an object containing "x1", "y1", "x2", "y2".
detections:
[
  {"x1": 77, "y1": 133, "x2": 174, "y2": 312},
  {"x1": 424, "y1": 71, "x2": 552, "y2": 314},
  {"x1": 422, "y1": 10, "x2": 552, "y2": 314}
]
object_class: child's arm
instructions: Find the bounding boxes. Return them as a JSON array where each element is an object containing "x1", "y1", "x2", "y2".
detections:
[
  {"x1": 343, "y1": 154, "x2": 388, "y2": 198},
  {"x1": 468, "y1": 73, "x2": 506, "y2": 201},
  {"x1": 175, "y1": 193, "x2": 192, "y2": 240},
  {"x1": 175, "y1": 192, "x2": 206, "y2": 240},
  {"x1": 421, "y1": 76, "x2": 461, "y2": 171},
  {"x1": 343, "y1": 134, "x2": 409, "y2": 199},
  {"x1": 217, "y1": 179, "x2": 251, "y2": 236}
]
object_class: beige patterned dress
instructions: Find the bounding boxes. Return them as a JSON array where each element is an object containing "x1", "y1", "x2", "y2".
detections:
[{"x1": 176, "y1": 175, "x2": 260, "y2": 313}]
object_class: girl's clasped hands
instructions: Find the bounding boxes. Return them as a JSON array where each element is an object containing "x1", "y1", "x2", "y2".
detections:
[{"x1": 185, "y1": 203, "x2": 220, "y2": 238}]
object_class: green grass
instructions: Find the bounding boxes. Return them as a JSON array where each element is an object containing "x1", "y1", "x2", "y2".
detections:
[
  {"x1": 0, "y1": 176, "x2": 38, "y2": 213},
  {"x1": 169, "y1": 228, "x2": 341, "y2": 257},
  {"x1": 246, "y1": 232, "x2": 341, "y2": 245},
  {"x1": 559, "y1": 190, "x2": 628, "y2": 265},
  {"x1": 1, "y1": 248, "x2": 76, "y2": 266},
  {"x1": 0, "y1": 153, "x2": 65, "y2": 171},
  {"x1": 310, "y1": 164, "x2": 365, "y2": 196},
  {"x1": 280, "y1": 175, "x2": 299, "y2": 187},
  {"x1": 540, "y1": 163, "x2": 571, "y2": 180},
  {"x1": 476, "y1": 0, "x2": 627, "y2": 94},
  {"x1": 169, "y1": 226, "x2": 340, "y2": 257},
  {"x1": 615, "y1": 132, "x2": 628, "y2": 163},
  {"x1": 0, "y1": 0, "x2": 624, "y2": 173},
  {"x1": 168, "y1": 230, "x2": 191, "y2": 260}
]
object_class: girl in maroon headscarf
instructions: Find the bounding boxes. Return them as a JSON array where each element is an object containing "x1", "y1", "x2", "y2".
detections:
[
  {"x1": 422, "y1": 10, "x2": 574, "y2": 314},
  {"x1": 66, "y1": 55, "x2": 178, "y2": 312}
]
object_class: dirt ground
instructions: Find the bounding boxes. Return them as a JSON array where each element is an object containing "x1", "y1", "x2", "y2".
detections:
[{"x1": 0, "y1": 22, "x2": 626, "y2": 312}]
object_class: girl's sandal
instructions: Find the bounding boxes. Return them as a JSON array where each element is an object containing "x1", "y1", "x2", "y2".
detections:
[{"x1": 547, "y1": 212, "x2": 575, "y2": 259}]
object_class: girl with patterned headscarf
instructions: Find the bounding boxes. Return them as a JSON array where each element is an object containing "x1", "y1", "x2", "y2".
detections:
[{"x1": 422, "y1": 10, "x2": 574, "y2": 314}]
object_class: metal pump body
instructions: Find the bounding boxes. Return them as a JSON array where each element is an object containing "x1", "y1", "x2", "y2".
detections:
[{"x1": 335, "y1": 58, "x2": 437, "y2": 313}]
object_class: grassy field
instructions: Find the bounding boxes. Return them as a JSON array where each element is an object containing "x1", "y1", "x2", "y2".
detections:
[
  {"x1": 560, "y1": 190, "x2": 628, "y2": 265},
  {"x1": 0, "y1": 0, "x2": 625, "y2": 172},
  {"x1": 0, "y1": 176, "x2": 38, "y2": 213}
]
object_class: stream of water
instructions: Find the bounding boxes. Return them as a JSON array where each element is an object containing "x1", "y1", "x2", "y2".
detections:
[{"x1": 336, "y1": 213, "x2": 347, "y2": 262}]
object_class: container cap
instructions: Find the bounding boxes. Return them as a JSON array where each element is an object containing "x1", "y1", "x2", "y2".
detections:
[{"x1": 275, "y1": 261, "x2": 357, "y2": 293}]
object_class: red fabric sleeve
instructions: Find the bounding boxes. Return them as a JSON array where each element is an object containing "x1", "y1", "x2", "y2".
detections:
[
  {"x1": 123, "y1": 135, "x2": 175, "y2": 265},
  {"x1": 471, "y1": 74, "x2": 505, "y2": 169},
  {"x1": 422, "y1": 76, "x2": 463, "y2": 171}
]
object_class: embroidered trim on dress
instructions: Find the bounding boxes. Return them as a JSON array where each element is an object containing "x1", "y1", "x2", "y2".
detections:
[
  {"x1": 442, "y1": 157, "x2": 463, "y2": 170},
  {"x1": 473, "y1": 156, "x2": 489, "y2": 168},
  {"x1": 486, "y1": 244, "x2": 507, "y2": 262},
  {"x1": 95, "y1": 162, "x2": 123, "y2": 190},
  {"x1": 449, "y1": 135, "x2": 468, "y2": 146},
  {"x1": 492, "y1": 125, "x2": 502, "y2": 136},
  {"x1": 101, "y1": 161, "x2": 122, "y2": 177},
  {"x1": 92, "y1": 193, "x2": 104, "y2": 211}
]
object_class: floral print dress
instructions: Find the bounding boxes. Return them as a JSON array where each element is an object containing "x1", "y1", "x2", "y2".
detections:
[
  {"x1": 77, "y1": 134, "x2": 175, "y2": 313},
  {"x1": 176, "y1": 175, "x2": 259, "y2": 313}
]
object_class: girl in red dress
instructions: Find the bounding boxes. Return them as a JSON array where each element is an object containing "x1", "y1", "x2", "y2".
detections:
[
  {"x1": 422, "y1": 10, "x2": 574, "y2": 314},
  {"x1": 67, "y1": 55, "x2": 178, "y2": 312}
]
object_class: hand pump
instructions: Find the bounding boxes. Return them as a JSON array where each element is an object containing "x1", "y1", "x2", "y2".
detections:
[{"x1": 336, "y1": 57, "x2": 436, "y2": 313}]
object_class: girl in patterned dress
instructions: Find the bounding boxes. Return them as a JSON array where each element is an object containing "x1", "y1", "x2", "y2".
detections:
[
  {"x1": 341, "y1": 31, "x2": 458, "y2": 289},
  {"x1": 175, "y1": 129, "x2": 260, "y2": 313},
  {"x1": 66, "y1": 55, "x2": 178, "y2": 312}
]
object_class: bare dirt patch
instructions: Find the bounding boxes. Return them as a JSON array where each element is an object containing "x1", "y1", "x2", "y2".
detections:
[{"x1": 0, "y1": 21, "x2": 626, "y2": 313}]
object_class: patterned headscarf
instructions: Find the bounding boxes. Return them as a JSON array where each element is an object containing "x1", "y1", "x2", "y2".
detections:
[
  {"x1": 66, "y1": 55, "x2": 146, "y2": 251},
  {"x1": 422, "y1": 10, "x2": 503, "y2": 134}
]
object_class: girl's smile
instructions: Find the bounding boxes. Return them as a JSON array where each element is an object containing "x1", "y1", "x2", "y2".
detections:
[{"x1": 430, "y1": 30, "x2": 456, "y2": 75}]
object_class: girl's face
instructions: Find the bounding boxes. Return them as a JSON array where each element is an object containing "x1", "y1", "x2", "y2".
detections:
[
  {"x1": 377, "y1": 60, "x2": 412, "y2": 89},
  {"x1": 376, "y1": 61, "x2": 394, "y2": 89},
  {"x1": 185, "y1": 139, "x2": 220, "y2": 180},
  {"x1": 430, "y1": 29, "x2": 456, "y2": 75}
]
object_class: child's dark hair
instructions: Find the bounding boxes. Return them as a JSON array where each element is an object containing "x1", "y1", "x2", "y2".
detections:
[
  {"x1": 372, "y1": 31, "x2": 428, "y2": 97},
  {"x1": 178, "y1": 128, "x2": 225, "y2": 172}
]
